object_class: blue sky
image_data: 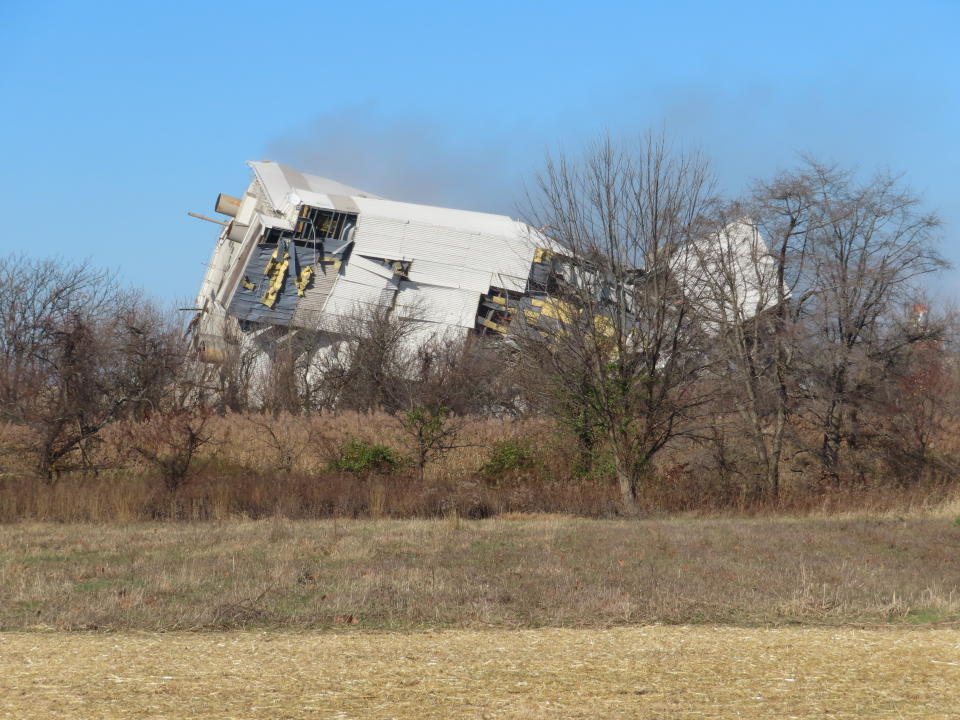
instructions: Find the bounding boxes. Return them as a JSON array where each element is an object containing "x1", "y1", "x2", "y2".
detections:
[{"x1": 1, "y1": 0, "x2": 957, "y2": 305}]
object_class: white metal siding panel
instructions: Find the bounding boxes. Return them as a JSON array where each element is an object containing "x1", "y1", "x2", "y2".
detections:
[
  {"x1": 326, "y1": 280, "x2": 392, "y2": 311},
  {"x1": 196, "y1": 233, "x2": 233, "y2": 307},
  {"x1": 249, "y1": 161, "x2": 380, "y2": 208},
  {"x1": 352, "y1": 216, "x2": 406, "y2": 258},
  {"x1": 236, "y1": 192, "x2": 259, "y2": 226},
  {"x1": 289, "y1": 189, "x2": 334, "y2": 210},
  {"x1": 400, "y1": 320, "x2": 470, "y2": 352},
  {"x1": 256, "y1": 212, "x2": 294, "y2": 231},
  {"x1": 344, "y1": 254, "x2": 396, "y2": 282},
  {"x1": 405, "y1": 259, "x2": 492, "y2": 293},
  {"x1": 248, "y1": 162, "x2": 291, "y2": 211},
  {"x1": 352, "y1": 197, "x2": 520, "y2": 238},
  {"x1": 321, "y1": 264, "x2": 399, "y2": 326},
  {"x1": 395, "y1": 282, "x2": 479, "y2": 328},
  {"x1": 353, "y1": 214, "x2": 536, "y2": 292},
  {"x1": 313, "y1": 253, "x2": 400, "y2": 325}
]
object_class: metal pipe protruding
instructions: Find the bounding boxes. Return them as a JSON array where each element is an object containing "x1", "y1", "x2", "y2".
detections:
[
  {"x1": 215, "y1": 193, "x2": 242, "y2": 217},
  {"x1": 188, "y1": 212, "x2": 229, "y2": 226}
]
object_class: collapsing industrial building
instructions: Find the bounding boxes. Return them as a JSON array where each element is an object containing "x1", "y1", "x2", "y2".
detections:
[
  {"x1": 192, "y1": 161, "x2": 585, "y2": 363},
  {"x1": 192, "y1": 161, "x2": 777, "y2": 365}
]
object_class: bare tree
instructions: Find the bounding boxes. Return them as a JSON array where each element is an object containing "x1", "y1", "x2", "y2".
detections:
[
  {"x1": 798, "y1": 161, "x2": 946, "y2": 480},
  {"x1": 519, "y1": 134, "x2": 717, "y2": 512},
  {"x1": 317, "y1": 304, "x2": 421, "y2": 413},
  {"x1": 685, "y1": 164, "x2": 825, "y2": 500},
  {"x1": 0, "y1": 257, "x2": 186, "y2": 479},
  {"x1": 689, "y1": 159, "x2": 948, "y2": 493},
  {"x1": 190, "y1": 313, "x2": 260, "y2": 413},
  {"x1": 685, "y1": 216, "x2": 788, "y2": 499},
  {"x1": 256, "y1": 329, "x2": 323, "y2": 416},
  {"x1": 128, "y1": 408, "x2": 214, "y2": 492},
  {"x1": 867, "y1": 302, "x2": 957, "y2": 483}
]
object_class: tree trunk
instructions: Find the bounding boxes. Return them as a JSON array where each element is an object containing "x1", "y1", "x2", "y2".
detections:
[
  {"x1": 615, "y1": 463, "x2": 638, "y2": 514},
  {"x1": 767, "y1": 330, "x2": 790, "y2": 502},
  {"x1": 820, "y1": 366, "x2": 847, "y2": 482},
  {"x1": 612, "y1": 438, "x2": 641, "y2": 514},
  {"x1": 821, "y1": 410, "x2": 841, "y2": 476},
  {"x1": 767, "y1": 403, "x2": 785, "y2": 501}
]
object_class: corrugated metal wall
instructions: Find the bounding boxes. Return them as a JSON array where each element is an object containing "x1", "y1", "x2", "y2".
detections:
[
  {"x1": 307, "y1": 254, "x2": 400, "y2": 332},
  {"x1": 352, "y1": 214, "x2": 534, "y2": 294},
  {"x1": 395, "y1": 281, "x2": 480, "y2": 328},
  {"x1": 290, "y1": 265, "x2": 340, "y2": 329}
]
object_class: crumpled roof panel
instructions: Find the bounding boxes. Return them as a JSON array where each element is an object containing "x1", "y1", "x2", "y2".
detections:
[{"x1": 249, "y1": 160, "x2": 382, "y2": 213}]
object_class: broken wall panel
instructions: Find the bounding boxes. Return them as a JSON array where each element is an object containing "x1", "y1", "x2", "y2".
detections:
[
  {"x1": 351, "y1": 213, "x2": 534, "y2": 290},
  {"x1": 342, "y1": 254, "x2": 397, "y2": 283},
  {"x1": 490, "y1": 272, "x2": 529, "y2": 294},
  {"x1": 314, "y1": 258, "x2": 400, "y2": 332},
  {"x1": 226, "y1": 240, "x2": 305, "y2": 325},
  {"x1": 323, "y1": 278, "x2": 396, "y2": 315},
  {"x1": 350, "y1": 216, "x2": 407, "y2": 259},
  {"x1": 395, "y1": 281, "x2": 481, "y2": 328},
  {"x1": 404, "y1": 259, "x2": 492, "y2": 294}
]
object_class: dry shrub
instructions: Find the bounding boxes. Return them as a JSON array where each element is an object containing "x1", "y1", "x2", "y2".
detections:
[
  {"x1": 0, "y1": 410, "x2": 957, "y2": 522},
  {"x1": 0, "y1": 471, "x2": 620, "y2": 523}
]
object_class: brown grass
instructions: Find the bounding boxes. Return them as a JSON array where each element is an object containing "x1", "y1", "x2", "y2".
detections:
[
  {"x1": 2, "y1": 411, "x2": 958, "y2": 522},
  {"x1": 1, "y1": 626, "x2": 958, "y2": 718},
  {"x1": 2, "y1": 516, "x2": 958, "y2": 632}
]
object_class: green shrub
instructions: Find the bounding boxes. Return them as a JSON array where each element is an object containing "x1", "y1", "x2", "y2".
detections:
[
  {"x1": 400, "y1": 405, "x2": 460, "y2": 475},
  {"x1": 328, "y1": 439, "x2": 404, "y2": 474},
  {"x1": 575, "y1": 452, "x2": 617, "y2": 482},
  {"x1": 480, "y1": 439, "x2": 539, "y2": 481}
]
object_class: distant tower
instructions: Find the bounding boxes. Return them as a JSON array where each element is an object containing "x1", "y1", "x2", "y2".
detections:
[{"x1": 911, "y1": 302, "x2": 929, "y2": 331}]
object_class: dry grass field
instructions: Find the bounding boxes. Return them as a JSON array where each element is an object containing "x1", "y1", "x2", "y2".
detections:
[
  {"x1": 2, "y1": 626, "x2": 958, "y2": 719},
  {"x1": 2, "y1": 513, "x2": 959, "y2": 631},
  {"x1": 3, "y1": 513, "x2": 959, "y2": 717}
]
